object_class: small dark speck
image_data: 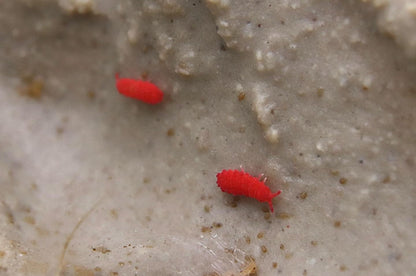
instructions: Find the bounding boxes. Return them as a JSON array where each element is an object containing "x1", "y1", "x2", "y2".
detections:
[
  {"x1": 339, "y1": 177, "x2": 347, "y2": 185},
  {"x1": 340, "y1": 265, "x2": 347, "y2": 271},
  {"x1": 359, "y1": 160, "x2": 364, "y2": 164},
  {"x1": 280, "y1": 20, "x2": 285, "y2": 25},
  {"x1": 257, "y1": 24, "x2": 262, "y2": 28},
  {"x1": 220, "y1": 43, "x2": 227, "y2": 51},
  {"x1": 166, "y1": 128, "x2": 175, "y2": 137},
  {"x1": 299, "y1": 153, "x2": 303, "y2": 156},
  {"x1": 317, "y1": 154, "x2": 321, "y2": 158},
  {"x1": 312, "y1": 17, "x2": 317, "y2": 22},
  {"x1": 192, "y1": 3, "x2": 196, "y2": 6},
  {"x1": 170, "y1": 19, "x2": 173, "y2": 23}
]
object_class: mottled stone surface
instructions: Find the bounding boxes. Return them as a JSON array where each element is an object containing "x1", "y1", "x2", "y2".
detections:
[{"x1": 1, "y1": 0, "x2": 415, "y2": 275}]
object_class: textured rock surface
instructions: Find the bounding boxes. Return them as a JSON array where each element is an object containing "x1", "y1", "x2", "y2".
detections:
[{"x1": 1, "y1": 0, "x2": 415, "y2": 275}]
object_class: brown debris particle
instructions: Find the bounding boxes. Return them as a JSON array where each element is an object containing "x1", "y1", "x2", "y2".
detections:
[
  {"x1": 330, "y1": 170, "x2": 339, "y2": 176},
  {"x1": 334, "y1": 221, "x2": 341, "y2": 228},
  {"x1": 204, "y1": 205, "x2": 210, "y2": 213},
  {"x1": 87, "y1": 91, "x2": 96, "y2": 99},
  {"x1": 257, "y1": 232, "x2": 264, "y2": 239},
  {"x1": 227, "y1": 200, "x2": 238, "y2": 208},
  {"x1": 5, "y1": 209, "x2": 14, "y2": 224},
  {"x1": 0, "y1": 251, "x2": 5, "y2": 258},
  {"x1": 92, "y1": 246, "x2": 111, "y2": 254},
  {"x1": 303, "y1": 269, "x2": 308, "y2": 275},
  {"x1": 272, "y1": 262, "x2": 278, "y2": 268},
  {"x1": 264, "y1": 213, "x2": 271, "y2": 220},
  {"x1": 311, "y1": 241, "x2": 318, "y2": 246},
  {"x1": 261, "y1": 245, "x2": 268, "y2": 253},
  {"x1": 220, "y1": 43, "x2": 227, "y2": 51},
  {"x1": 167, "y1": 128, "x2": 175, "y2": 137},
  {"x1": 110, "y1": 209, "x2": 118, "y2": 219},
  {"x1": 141, "y1": 71, "x2": 149, "y2": 80},
  {"x1": 261, "y1": 206, "x2": 269, "y2": 213},
  {"x1": 316, "y1": 88, "x2": 324, "y2": 97},
  {"x1": 224, "y1": 248, "x2": 235, "y2": 254},
  {"x1": 339, "y1": 177, "x2": 348, "y2": 185},
  {"x1": 19, "y1": 76, "x2": 44, "y2": 99},
  {"x1": 340, "y1": 265, "x2": 347, "y2": 271},
  {"x1": 201, "y1": 226, "x2": 211, "y2": 233},
  {"x1": 245, "y1": 236, "x2": 251, "y2": 244},
  {"x1": 212, "y1": 222, "x2": 222, "y2": 228},
  {"x1": 298, "y1": 191, "x2": 308, "y2": 199},
  {"x1": 23, "y1": 216, "x2": 35, "y2": 225},
  {"x1": 238, "y1": 92, "x2": 246, "y2": 101},
  {"x1": 56, "y1": 127, "x2": 64, "y2": 135},
  {"x1": 276, "y1": 212, "x2": 292, "y2": 219},
  {"x1": 280, "y1": 244, "x2": 285, "y2": 250}
]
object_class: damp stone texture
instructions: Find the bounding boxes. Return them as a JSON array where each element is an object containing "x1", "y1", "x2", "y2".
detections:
[{"x1": 0, "y1": 0, "x2": 416, "y2": 275}]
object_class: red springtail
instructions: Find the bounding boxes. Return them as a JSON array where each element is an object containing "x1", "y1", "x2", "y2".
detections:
[
  {"x1": 217, "y1": 169, "x2": 281, "y2": 212},
  {"x1": 115, "y1": 73, "x2": 163, "y2": 104}
]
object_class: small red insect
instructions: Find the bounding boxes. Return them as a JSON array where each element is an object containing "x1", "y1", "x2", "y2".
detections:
[
  {"x1": 115, "y1": 73, "x2": 163, "y2": 104},
  {"x1": 216, "y1": 169, "x2": 281, "y2": 213}
]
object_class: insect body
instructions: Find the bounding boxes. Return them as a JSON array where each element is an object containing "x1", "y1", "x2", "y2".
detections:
[
  {"x1": 115, "y1": 74, "x2": 163, "y2": 104},
  {"x1": 216, "y1": 169, "x2": 281, "y2": 212}
]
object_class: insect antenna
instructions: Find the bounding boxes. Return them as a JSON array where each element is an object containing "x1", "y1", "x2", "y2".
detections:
[{"x1": 272, "y1": 190, "x2": 282, "y2": 198}]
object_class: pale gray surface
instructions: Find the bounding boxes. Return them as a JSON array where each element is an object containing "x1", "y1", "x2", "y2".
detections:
[{"x1": 1, "y1": 0, "x2": 416, "y2": 275}]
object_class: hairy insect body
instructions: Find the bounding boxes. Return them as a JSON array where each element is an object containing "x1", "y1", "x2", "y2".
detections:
[{"x1": 217, "y1": 169, "x2": 281, "y2": 212}]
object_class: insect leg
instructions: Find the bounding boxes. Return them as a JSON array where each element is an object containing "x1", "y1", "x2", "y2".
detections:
[{"x1": 268, "y1": 201, "x2": 274, "y2": 213}]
